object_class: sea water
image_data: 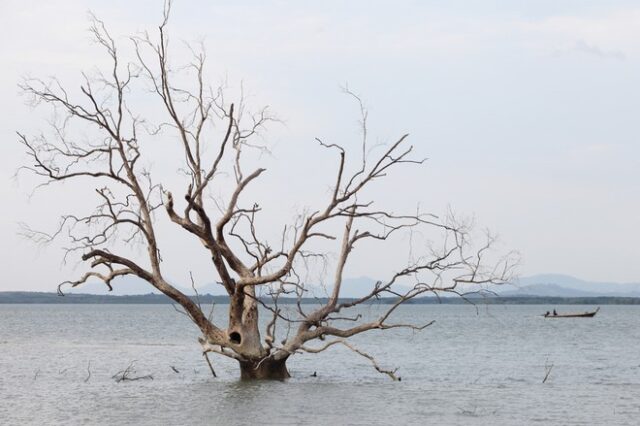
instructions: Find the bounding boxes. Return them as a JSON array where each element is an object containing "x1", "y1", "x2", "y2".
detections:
[{"x1": 0, "y1": 304, "x2": 638, "y2": 425}]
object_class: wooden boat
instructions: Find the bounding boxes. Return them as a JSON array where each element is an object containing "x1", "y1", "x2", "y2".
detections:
[{"x1": 543, "y1": 307, "x2": 600, "y2": 318}]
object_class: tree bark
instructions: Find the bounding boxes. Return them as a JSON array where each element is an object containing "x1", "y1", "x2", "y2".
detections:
[
  {"x1": 239, "y1": 357, "x2": 290, "y2": 380},
  {"x1": 228, "y1": 286, "x2": 265, "y2": 359}
]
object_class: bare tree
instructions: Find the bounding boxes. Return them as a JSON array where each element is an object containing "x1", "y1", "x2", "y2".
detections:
[{"x1": 17, "y1": 3, "x2": 516, "y2": 380}]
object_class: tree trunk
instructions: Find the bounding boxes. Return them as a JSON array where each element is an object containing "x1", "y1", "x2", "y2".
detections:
[
  {"x1": 239, "y1": 357, "x2": 290, "y2": 380},
  {"x1": 228, "y1": 286, "x2": 265, "y2": 358}
]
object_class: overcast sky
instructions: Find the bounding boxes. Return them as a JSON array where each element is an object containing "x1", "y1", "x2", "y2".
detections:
[{"x1": 1, "y1": 0, "x2": 639, "y2": 292}]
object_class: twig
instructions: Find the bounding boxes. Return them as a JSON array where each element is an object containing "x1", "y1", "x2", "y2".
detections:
[
  {"x1": 84, "y1": 360, "x2": 92, "y2": 383},
  {"x1": 112, "y1": 361, "x2": 154, "y2": 383},
  {"x1": 542, "y1": 358, "x2": 554, "y2": 384},
  {"x1": 301, "y1": 339, "x2": 400, "y2": 381},
  {"x1": 203, "y1": 352, "x2": 217, "y2": 377}
]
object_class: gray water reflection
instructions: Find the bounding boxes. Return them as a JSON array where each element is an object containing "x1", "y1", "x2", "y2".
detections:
[{"x1": 0, "y1": 304, "x2": 639, "y2": 425}]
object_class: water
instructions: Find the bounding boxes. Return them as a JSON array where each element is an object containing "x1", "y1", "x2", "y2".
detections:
[{"x1": 0, "y1": 304, "x2": 639, "y2": 425}]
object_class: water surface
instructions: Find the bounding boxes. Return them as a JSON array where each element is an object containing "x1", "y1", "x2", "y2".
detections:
[{"x1": 0, "y1": 304, "x2": 638, "y2": 425}]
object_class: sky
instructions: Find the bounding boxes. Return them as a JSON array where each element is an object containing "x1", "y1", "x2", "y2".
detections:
[{"x1": 1, "y1": 0, "x2": 639, "y2": 292}]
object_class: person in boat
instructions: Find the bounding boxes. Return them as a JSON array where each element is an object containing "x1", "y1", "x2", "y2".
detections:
[
  {"x1": 553, "y1": 309, "x2": 557, "y2": 316},
  {"x1": 545, "y1": 311, "x2": 550, "y2": 317}
]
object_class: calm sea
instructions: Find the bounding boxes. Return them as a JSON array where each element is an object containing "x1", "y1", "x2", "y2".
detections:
[{"x1": 0, "y1": 304, "x2": 638, "y2": 425}]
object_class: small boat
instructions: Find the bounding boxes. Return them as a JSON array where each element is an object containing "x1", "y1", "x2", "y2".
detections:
[{"x1": 543, "y1": 307, "x2": 600, "y2": 318}]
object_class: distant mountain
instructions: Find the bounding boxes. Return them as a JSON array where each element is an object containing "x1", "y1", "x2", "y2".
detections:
[
  {"x1": 7, "y1": 274, "x2": 640, "y2": 304},
  {"x1": 4, "y1": 291, "x2": 640, "y2": 305},
  {"x1": 175, "y1": 279, "x2": 380, "y2": 297},
  {"x1": 503, "y1": 274, "x2": 640, "y2": 297},
  {"x1": 66, "y1": 276, "x2": 160, "y2": 295},
  {"x1": 305, "y1": 276, "x2": 381, "y2": 299},
  {"x1": 64, "y1": 276, "x2": 387, "y2": 297},
  {"x1": 64, "y1": 272, "x2": 640, "y2": 298},
  {"x1": 186, "y1": 282, "x2": 227, "y2": 296},
  {"x1": 66, "y1": 276, "x2": 228, "y2": 296},
  {"x1": 500, "y1": 283, "x2": 602, "y2": 297}
]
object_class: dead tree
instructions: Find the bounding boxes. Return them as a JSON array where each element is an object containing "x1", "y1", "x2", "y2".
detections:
[{"x1": 18, "y1": 3, "x2": 516, "y2": 380}]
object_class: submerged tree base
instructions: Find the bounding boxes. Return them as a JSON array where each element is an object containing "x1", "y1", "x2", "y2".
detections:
[{"x1": 239, "y1": 357, "x2": 290, "y2": 380}]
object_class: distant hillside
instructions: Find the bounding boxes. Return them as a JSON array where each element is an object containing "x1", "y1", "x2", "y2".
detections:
[
  {"x1": 501, "y1": 283, "x2": 602, "y2": 297},
  {"x1": 31, "y1": 273, "x2": 640, "y2": 299},
  {"x1": 66, "y1": 276, "x2": 225, "y2": 296},
  {"x1": 64, "y1": 276, "x2": 395, "y2": 298},
  {"x1": 3, "y1": 291, "x2": 640, "y2": 305},
  {"x1": 504, "y1": 274, "x2": 640, "y2": 297},
  {"x1": 0, "y1": 291, "x2": 414, "y2": 304},
  {"x1": 66, "y1": 276, "x2": 161, "y2": 295}
]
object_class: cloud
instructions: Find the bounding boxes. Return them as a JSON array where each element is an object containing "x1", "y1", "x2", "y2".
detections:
[
  {"x1": 554, "y1": 40, "x2": 626, "y2": 60},
  {"x1": 573, "y1": 40, "x2": 625, "y2": 60},
  {"x1": 519, "y1": 8, "x2": 640, "y2": 58}
]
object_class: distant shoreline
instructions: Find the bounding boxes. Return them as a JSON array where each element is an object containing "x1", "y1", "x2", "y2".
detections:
[{"x1": 1, "y1": 291, "x2": 640, "y2": 305}]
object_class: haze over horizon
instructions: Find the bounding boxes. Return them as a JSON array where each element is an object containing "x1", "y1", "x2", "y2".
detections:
[{"x1": 2, "y1": 0, "x2": 639, "y2": 292}]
